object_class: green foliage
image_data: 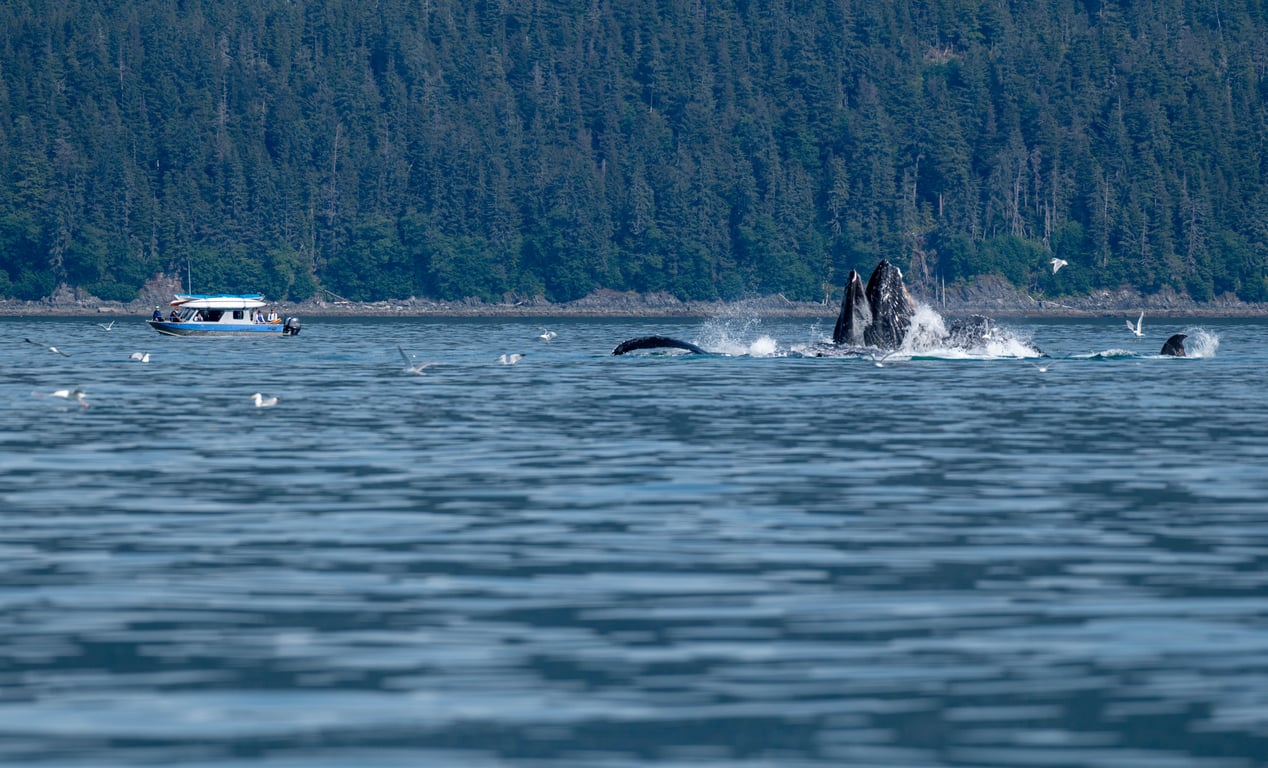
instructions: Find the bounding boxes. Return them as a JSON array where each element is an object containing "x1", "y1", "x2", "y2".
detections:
[{"x1": 0, "y1": 0, "x2": 1265, "y2": 303}]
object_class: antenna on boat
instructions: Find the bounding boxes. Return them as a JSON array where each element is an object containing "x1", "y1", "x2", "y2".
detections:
[{"x1": 186, "y1": 259, "x2": 192, "y2": 294}]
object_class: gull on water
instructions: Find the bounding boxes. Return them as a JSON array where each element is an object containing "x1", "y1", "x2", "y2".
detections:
[
  {"x1": 251, "y1": 392, "x2": 279, "y2": 407},
  {"x1": 129, "y1": 352, "x2": 151, "y2": 363},
  {"x1": 24, "y1": 338, "x2": 70, "y2": 357},
  {"x1": 868, "y1": 350, "x2": 896, "y2": 368},
  {"x1": 1033, "y1": 361, "x2": 1053, "y2": 373},
  {"x1": 1126, "y1": 311, "x2": 1144, "y2": 337},
  {"x1": 397, "y1": 346, "x2": 439, "y2": 375},
  {"x1": 538, "y1": 328, "x2": 557, "y2": 342},
  {"x1": 1050, "y1": 257, "x2": 1068, "y2": 274},
  {"x1": 40, "y1": 387, "x2": 89, "y2": 407},
  {"x1": 499, "y1": 353, "x2": 525, "y2": 365},
  {"x1": 97, "y1": 321, "x2": 115, "y2": 331}
]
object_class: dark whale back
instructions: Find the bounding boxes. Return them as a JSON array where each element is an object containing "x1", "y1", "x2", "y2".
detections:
[
  {"x1": 1160, "y1": 333, "x2": 1187, "y2": 357},
  {"x1": 612, "y1": 335, "x2": 708, "y2": 356},
  {"x1": 832, "y1": 270, "x2": 870, "y2": 345},
  {"x1": 863, "y1": 259, "x2": 915, "y2": 349}
]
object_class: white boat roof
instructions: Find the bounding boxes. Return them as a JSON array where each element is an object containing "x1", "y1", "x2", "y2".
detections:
[{"x1": 170, "y1": 293, "x2": 267, "y2": 309}]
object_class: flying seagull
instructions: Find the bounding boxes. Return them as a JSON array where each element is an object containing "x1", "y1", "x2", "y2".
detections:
[
  {"x1": 97, "y1": 320, "x2": 115, "y2": 331},
  {"x1": 1050, "y1": 258, "x2": 1068, "y2": 274},
  {"x1": 397, "y1": 346, "x2": 439, "y2": 375},
  {"x1": 1126, "y1": 311, "x2": 1144, "y2": 338},
  {"x1": 499, "y1": 353, "x2": 525, "y2": 365},
  {"x1": 129, "y1": 352, "x2": 151, "y2": 363},
  {"x1": 251, "y1": 392, "x2": 279, "y2": 408},
  {"x1": 24, "y1": 338, "x2": 70, "y2": 357},
  {"x1": 538, "y1": 328, "x2": 557, "y2": 342}
]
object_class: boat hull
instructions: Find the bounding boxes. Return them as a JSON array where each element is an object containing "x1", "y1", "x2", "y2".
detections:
[{"x1": 148, "y1": 320, "x2": 287, "y2": 337}]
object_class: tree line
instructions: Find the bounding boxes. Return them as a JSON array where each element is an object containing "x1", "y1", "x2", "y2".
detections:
[{"x1": 1, "y1": 0, "x2": 1266, "y2": 304}]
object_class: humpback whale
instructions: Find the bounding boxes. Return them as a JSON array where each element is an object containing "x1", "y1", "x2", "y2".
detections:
[
  {"x1": 1160, "y1": 333, "x2": 1187, "y2": 357},
  {"x1": 858, "y1": 260, "x2": 915, "y2": 349},
  {"x1": 611, "y1": 335, "x2": 708, "y2": 356},
  {"x1": 612, "y1": 259, "x2": 1043, "y2": 358},
  {"x1": 832, "y1": 269, "x2": 871, "y2": 346}
]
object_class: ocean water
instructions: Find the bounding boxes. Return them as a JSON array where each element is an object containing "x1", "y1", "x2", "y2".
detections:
[{"x1": 2, "y1": 311, "x2": 1268, "y2": 767}]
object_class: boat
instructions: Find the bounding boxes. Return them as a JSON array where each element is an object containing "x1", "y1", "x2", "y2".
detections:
[{"x1": 147, "y1": 294, "x2": 301, "y2": 337}]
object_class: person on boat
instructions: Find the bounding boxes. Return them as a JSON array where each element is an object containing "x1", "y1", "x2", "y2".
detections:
[
  {"x1": 152, "y1": 306, "x2": 163, "y2": 321},
  {"x1": 267, "y1": 309, "x2": 279, "y2": 323},
  {"x1": 255, "y1": 310, "x2": 265, "y2": 323},
  {"x1": 169, "y1": 308, "x2": 181, "y2": 322},
  {"x1": 192, "y1": 310, "x2": 203, "y2": 322}
]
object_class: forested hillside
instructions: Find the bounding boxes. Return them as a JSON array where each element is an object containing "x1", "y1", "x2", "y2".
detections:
[{"x1": 2, "y1": 0, "x2": 1266, "y2": 304}]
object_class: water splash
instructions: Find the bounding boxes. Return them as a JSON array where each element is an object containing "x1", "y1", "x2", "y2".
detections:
[
  {"x1": 900, "y1": 304, "x2": 1044, "y2": 359},
  {"x1": 1184, "y1": 328, "x2": 1220, "y2": 358},
  {"x1": 698, "y1": 313, "x2": 785, "y2": 356}
]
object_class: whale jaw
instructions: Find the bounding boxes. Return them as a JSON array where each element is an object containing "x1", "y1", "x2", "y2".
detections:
[
  {"x1": 832, "y1": 269, "x2": 870, "y2": 345},
  {"x1": 862, "y1": 260, "x2": 915, "y2": 349},
  {"x1": 831, "y1": 260, "x2": 914, "y2": 351}
]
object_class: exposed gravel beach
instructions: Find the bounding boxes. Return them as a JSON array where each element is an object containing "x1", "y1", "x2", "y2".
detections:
[{"x1": 4, "y1": 276, "x2": 1267, "y2": 319}]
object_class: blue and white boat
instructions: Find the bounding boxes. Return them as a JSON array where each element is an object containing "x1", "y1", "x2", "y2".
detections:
[{"x1": 147, "y1": 294, "x2": 301, "y2": 337}]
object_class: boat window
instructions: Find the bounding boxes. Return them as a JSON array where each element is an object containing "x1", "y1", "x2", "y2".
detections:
[
  {"x1": 204, "y1": 310, "x2": 224, "y2": 321},
  {"x1": 233, "y1": 310, "x2": 245, "y2": 319}
]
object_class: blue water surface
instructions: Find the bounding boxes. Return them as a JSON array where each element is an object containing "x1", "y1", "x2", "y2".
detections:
[{"x1": 2, "y1": 312, "x2": 1267, "y2": 767}]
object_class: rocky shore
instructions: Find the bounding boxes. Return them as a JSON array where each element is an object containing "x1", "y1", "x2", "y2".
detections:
[{"x1": 3, "y1": 276, "x2": 1267, "y2": 319}]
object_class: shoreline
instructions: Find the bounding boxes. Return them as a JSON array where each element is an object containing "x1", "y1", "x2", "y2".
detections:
[{"x1": 4, "y1": 288, "x2": 1268, "y2": 320}]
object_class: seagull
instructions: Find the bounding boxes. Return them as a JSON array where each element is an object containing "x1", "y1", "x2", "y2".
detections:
[
  {"x1": 42, "y1": 387, "x2": 89, "y2": 407},
  {"x1": 129, "y1": 352, "x2": 151, "y2": 363},
  {"x1": 499, "y1": 353, "x2": 525, "y2": 365},
  {"x1": 1126, "y1": 311, "x2": 1144, "y2": 338},
  {"x1": 96, "y1": 320, "x2": 115, "y2": 331},
  {"x1": 1033, "y1": 361, "x2": 1053, "y2": 373},
  {"x1": 251, "y1": 392, "x2": 279, "y2": 407},
  {"x1": 24, "y1": 338, "x2": 70, "y2": 357},
  {"x1": 538, "y1": 328, "x2": 557, "y2": 342},
  {"x1": 868, "y1": 350, "x2": 896, "y2": 368},
  {"x1": 397, "y1": 346, "x2": 439, "y2": 375},
  {"x1": 1050, "y1": 257, "x2": 1068, "y2": 274}
]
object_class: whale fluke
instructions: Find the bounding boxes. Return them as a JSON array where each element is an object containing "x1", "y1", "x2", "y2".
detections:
[
  {"x1": 832, "y1": 269, "x2": 870, "y2": 345},
  {"x1": 612, "y1": 335, "x2": 708, "y2": 356},
  {"x1": 1160, "y1": 333, "x2": 1187, "y2": 357},
  {"x1": 862, "y1": 260, "x2": 915, "y2": 349}
]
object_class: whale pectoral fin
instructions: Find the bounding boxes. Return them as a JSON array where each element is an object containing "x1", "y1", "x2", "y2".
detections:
[{"x1": 612, "y1": 335, "x2": 708, "y2": 356}]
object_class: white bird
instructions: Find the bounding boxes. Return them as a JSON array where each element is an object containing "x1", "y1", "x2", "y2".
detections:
[
  {"x1": 499, "y1": 353, "x2": 525, "y2": 365},
  {"x1": 538, "y1": 328, "x2": 557, "y2": 342},
  {"x1": 1033, "y1": 361, "x2": 1053, "y2": 373},
  {"x1": 97, "y1": 321, "x2": 115, "y2": 331},
  {"x1": 1126, "y1": 311, "x2": 1144, "y2": 337},
  {"x1": 129, "y1": 352, "x2": 151, "y2": 363},
  {"x1": 868, "y1": 350, "x2": 896, "y2": 368},
  {"x1": 251, "y1": 392, "x2": 279, "y2": 407},
  {"x1": 43, "y1": 387, "x2": 89, "y2": 407},
  {"x1": 24, "y1": 338, "x2": 70, "y2": 357},
  {"x1": 1050, "y1": 257, "x2": 1068, "y2": 274},
  {"x1": 397, "y1": 346, "x2": 439, "y2": 375}
]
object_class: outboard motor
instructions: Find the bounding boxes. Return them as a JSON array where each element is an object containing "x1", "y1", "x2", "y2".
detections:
[{"x1": 283, "y1": 316, "x2": 302, "y2": 336}]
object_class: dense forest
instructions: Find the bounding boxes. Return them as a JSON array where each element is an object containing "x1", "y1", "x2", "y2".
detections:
[{"x1": 1, "y1": 0, "x2": 1266, "y2": 304}]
